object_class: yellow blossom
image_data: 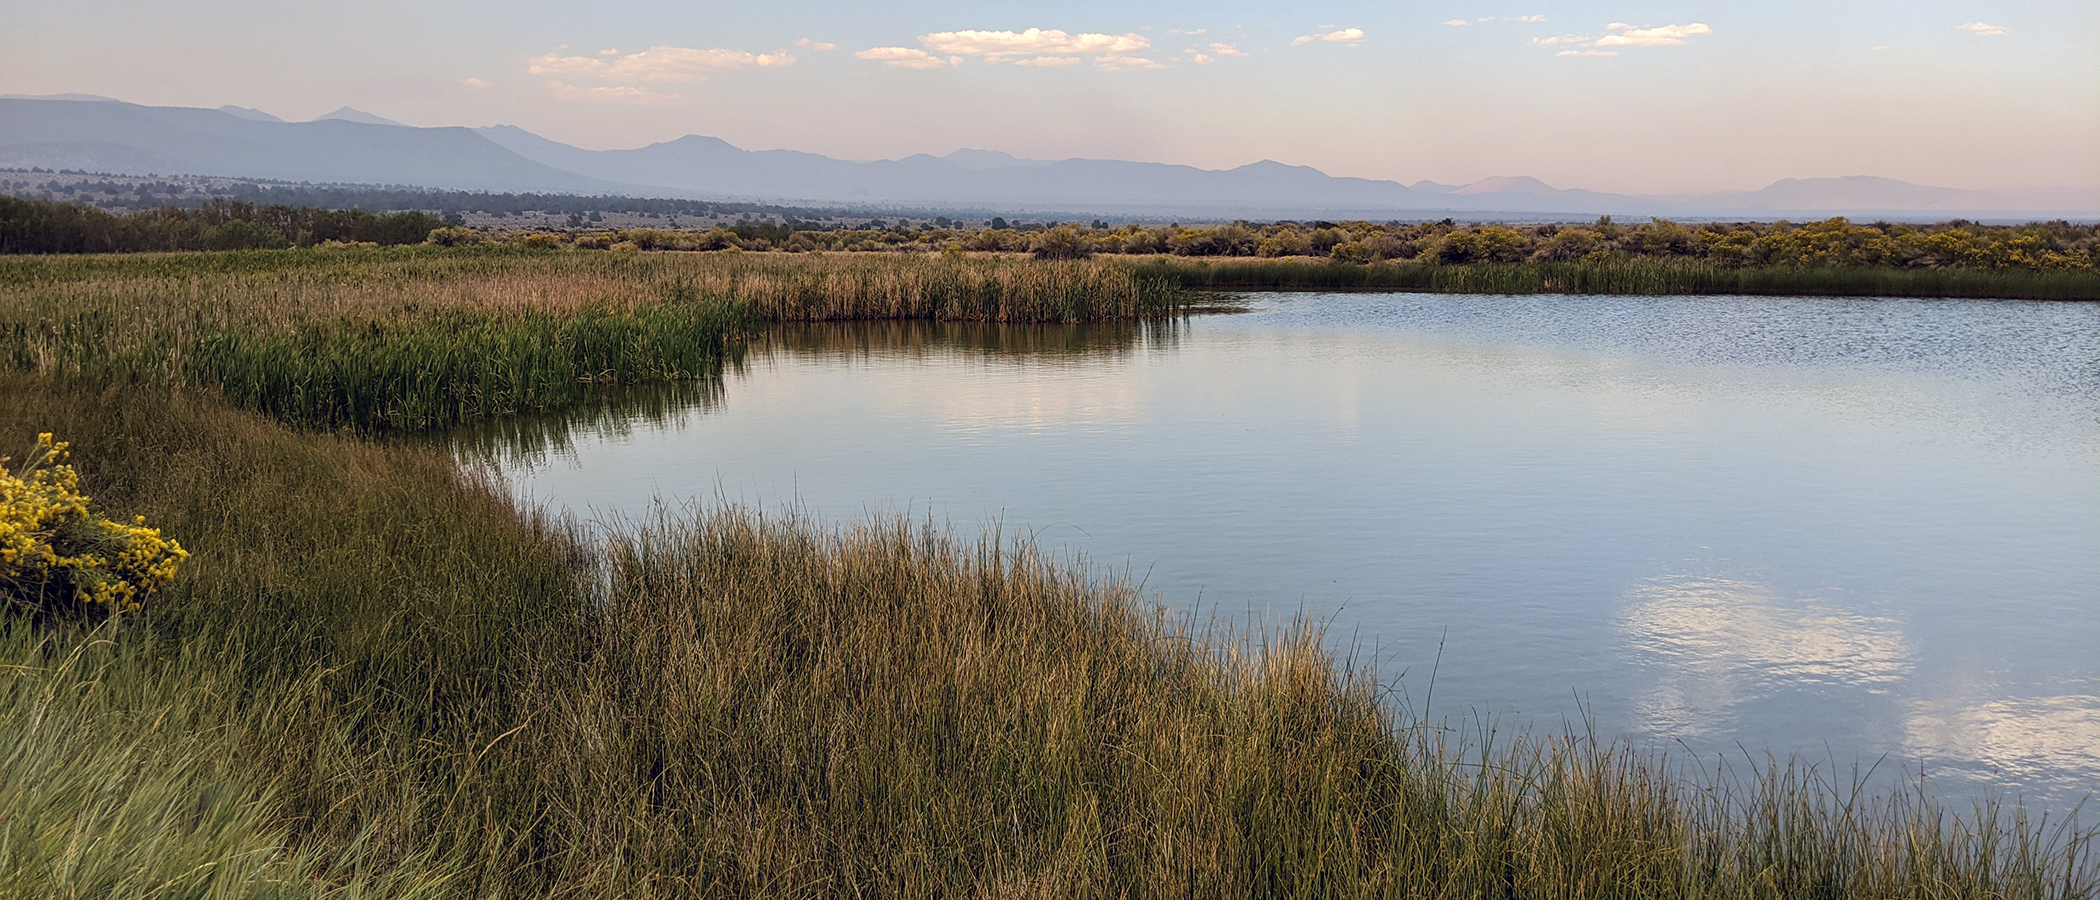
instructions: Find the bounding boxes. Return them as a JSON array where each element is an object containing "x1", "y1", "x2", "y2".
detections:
[{"x1": 2, "y1": 433, "x2": 188, "y2": 615}]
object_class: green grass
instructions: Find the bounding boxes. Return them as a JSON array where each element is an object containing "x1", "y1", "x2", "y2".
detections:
[
  {"x1": 2, "y1": 376, "x2": 2094, "y2": 898},
  {"x1": 1128, "y1": 256, "x2": 2100, "y2": 300}
]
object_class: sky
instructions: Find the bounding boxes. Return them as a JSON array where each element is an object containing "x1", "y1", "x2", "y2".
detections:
[{"x1": 4, "y1": 0, "x2": 2096, "y2": 194}]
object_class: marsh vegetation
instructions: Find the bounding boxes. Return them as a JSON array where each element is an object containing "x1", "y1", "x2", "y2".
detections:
[
  {"x1": 0, "y1": 249, "x2": 1180, "y2": 429},
  {"x1": 8, "y1": 197, "x2": 2099, "y2": 299},
  {"x1": 1, "y1": 247, "x2": 2095, "y2": 896}
]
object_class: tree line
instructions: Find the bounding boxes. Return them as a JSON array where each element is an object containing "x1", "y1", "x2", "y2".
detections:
[
  {"x1": 0, "y1": 197, "x2": 446, "y2": 254},
  {"x1": 440, "y1": 217, "x2": 2098, "y2": 272},
  {"x1": 8, "y1": 194, "x2": 2096, "y2": 273},
  {"x1": 2, "y1": 171, "x2": 976, "y2": 225}
]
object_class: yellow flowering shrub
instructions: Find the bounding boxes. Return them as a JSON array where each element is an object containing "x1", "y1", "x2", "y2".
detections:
[{"x1": 1, "y1": 434, "x2": 188, "y2": 615}]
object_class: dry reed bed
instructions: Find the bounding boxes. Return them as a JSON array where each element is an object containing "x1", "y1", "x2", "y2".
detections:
[
  {"x1": 0, "y1": 249, "x2": 1181, "y2": 429},
  {"x1": 0, "y1": 248, "x2": 1176, "y2": 330}
]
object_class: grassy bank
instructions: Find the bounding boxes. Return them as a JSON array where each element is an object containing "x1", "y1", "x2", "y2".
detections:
[
  {"x1": 0, "y1": 247, "x2": 1183, "y2": 429},
  {"x1": 1129, "y1": 256, "x2": 2100, "y2": 300},
  {"x1": 3, "y1": 376, "x2": 2096, "y2": 897}
]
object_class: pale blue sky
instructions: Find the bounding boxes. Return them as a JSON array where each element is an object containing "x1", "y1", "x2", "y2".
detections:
[{"x1": 5, "y1": 1, "x2": 2094, "y2": 192}]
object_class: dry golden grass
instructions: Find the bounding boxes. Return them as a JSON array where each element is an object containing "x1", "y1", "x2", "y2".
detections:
[{"x1": 0, "y1": 249, "x2": 1181, "y2": 430}]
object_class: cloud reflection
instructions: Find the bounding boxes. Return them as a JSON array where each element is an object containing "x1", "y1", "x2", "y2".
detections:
[
  {"x1": 1907, "y1": 694, "x2": 2100, "y2": 787},
  {"x1": 1620, "y1": 576, "x2": 1911, "y2": 737}
]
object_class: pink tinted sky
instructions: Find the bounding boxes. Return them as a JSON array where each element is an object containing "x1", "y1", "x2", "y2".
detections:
[{"x1": 3, "y1": 0, "x2": 2095, "y2": 193}]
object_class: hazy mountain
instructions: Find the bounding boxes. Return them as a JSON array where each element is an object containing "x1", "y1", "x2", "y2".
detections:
[
  {"x1": 313, "y1": 106, "x2": 403, "y2": 126},
  {"x1": 217, "y1": 105, "x2": 282, "y2": 123},
  {"x1": 1, "y1": 92, "x2": 120, "y2": 102},
  {"x1": 5, "y1": 97, "x2": 2094, "y2": 218},
  {"x1": 0, "y1": 99, "x2": 622, "y2": 193},
  {"x1": 943, "y1": 149, "x2": 1049, "y2": 172},
  {"x1": 1701, "y1": 176, "x2": 2100, "y2": 214},
  {"x1": 1449, "y1": 175, "x2": 1559, "y2": 196},
  {"x1": 474, "y1": 126, "x2": 1494, "y2": 213}
]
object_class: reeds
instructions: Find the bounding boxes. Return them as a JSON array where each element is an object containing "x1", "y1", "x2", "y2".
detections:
[
  {"x1": 1132, "y1": 256, "x2": 2100, "y2": 300},
  {"x1": 0, "y1": 248, "x2": 1186, "y2": 430},
  {"x1": 3, "y1": 377, "x2": 2093, "y2": 898}
]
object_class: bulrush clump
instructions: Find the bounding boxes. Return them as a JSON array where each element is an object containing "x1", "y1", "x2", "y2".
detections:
[{"x1": 0, "y1": 250, "x2": 1187, "y2": 430}]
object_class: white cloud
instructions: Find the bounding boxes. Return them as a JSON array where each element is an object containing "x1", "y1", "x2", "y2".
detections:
[
  {"x1": 855, "y1": 46, "x2": 954, "y2": 69},
  {"x1": 1211, "y1": 42, "x2": 1248, "y2": 57},
  {"x1": 1537, "y1": 22, "x2": 1710, "y2": 56},
  {"x1": 1594, "y1": 22, "x2": 1712, "y2": 47},
  {"x1": 795, "y1": 38, "x2": 839, "y2": 51},
  {"x1": 1294, "y1": 27, "x2": 1366, "y2": 46},
  {"x1": 918, "y1": 28, "x2": 1151, "y2": 62},
  {"x1": 597, "y1": 49, "x2": 620, "y2": 57},
  {"x1": 461, "y1": 77, "x2": 491, "y2": 87},
  {"x1": 1443, "y1": 19, "x2": 1471, "y2": 27},
  {"x1": 1187, "y1": 52, "x2": 1215, "y2": 65},
  {"x1": 527, "y1": 54, "x2": 608, "y2": 80},
  {"x1": 1167, "y1": 27, "x2": 1207, "y2": 36},
  {"x1": 862, "y1": 27, "x2": 1172, "y2": 71},
  {"x1": 543, "y1": 81, "x2": 682, "y2": 105},
  {"x1": 1517, "y1": 15, "x2": 1546, "y2": 23},
  {"x1": 1959, "y1": 21, "x2": 2008, "y2": 36},
  {"x1": 527, "y1": 46, "x2": 793, "y2": 84}
]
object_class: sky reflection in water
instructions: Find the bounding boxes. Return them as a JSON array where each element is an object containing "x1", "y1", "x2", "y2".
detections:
[{"x1": 478, "y1": 293, "x2": 2100, "y2": 812}]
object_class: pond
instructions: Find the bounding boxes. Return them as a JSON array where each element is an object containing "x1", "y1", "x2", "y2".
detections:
[{"x1": 469, "y1": 292, "x2": 2100, "y2": 812}]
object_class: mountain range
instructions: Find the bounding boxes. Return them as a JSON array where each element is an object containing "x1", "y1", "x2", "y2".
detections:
[{"x1": 4, "y1": 96, "x2": 2094, "y2": 220}]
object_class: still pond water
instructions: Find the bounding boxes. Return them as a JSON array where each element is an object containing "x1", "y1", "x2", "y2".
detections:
[{"x1": 475, "y1": 292, "x2": 2100, "y2": 811}]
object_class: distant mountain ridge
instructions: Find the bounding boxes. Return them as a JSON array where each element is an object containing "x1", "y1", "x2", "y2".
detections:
[
  {"x1": 4, "y1": 98, "x2": 2094, "y2": 219},
  {"x1": 0, "y1": 99, "x2": 625, "y2": 193}
]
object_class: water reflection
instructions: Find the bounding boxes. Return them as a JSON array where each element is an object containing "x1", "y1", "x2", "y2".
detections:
[
  {"x1": 444, "y1": 378, "x2": 732, "y2": 469},
  {"x1": 760, "y1": 317, "x2": 1184, "y2": 365},
  {"x1": 1908, "y1": 695, "x2": 2100, "y2": 788},
  {"x1": 1620, "y1": 575, "x2": 1911, "y2": 738},
  {"x1": 443, "y1": 319, "x2": 1182, "y2": 468}
]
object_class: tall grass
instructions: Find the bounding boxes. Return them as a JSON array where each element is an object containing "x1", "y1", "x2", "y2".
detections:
[
  {"x1": 0, "y1": 246, "x2": 1185, "y2": 322},
  {"x1": 0, "y1": 624, "x2": 473, "y2": 899},
  {"x1": 2, "y1": 625, "x2": 310, "y2": 899},
  {"x1": 0, "y1": 248, "x2": 1185, "y2": 430},
  {"x1": 1130, "y1": 256, "x2": 2100, "y2": 300},
  {"x1": 3, "y1": 377, "x2": 2094, "y2": 897}
]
